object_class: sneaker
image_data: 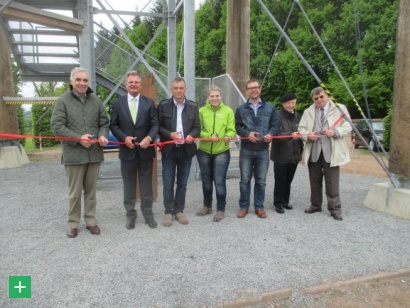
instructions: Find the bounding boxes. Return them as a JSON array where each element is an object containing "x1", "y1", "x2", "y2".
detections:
[
  {"x1": 213, "y1": 211, "x2": 225, "y2": 222},
  {"x1": 163, "y1": 214, "x2": 173, "y2": 227},
  {"x1": 196, "y1": 207, "x2": 213, "y2": 216},
  {"x1": 175, "y1": 212, "x2": 189, "y2": 225}
]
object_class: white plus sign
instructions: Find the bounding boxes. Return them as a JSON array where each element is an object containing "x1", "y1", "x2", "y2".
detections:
[{"x1": 14, "y1": 281, "x2": 26, "y2": 293}]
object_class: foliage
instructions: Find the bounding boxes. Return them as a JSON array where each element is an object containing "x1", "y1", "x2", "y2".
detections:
[
  {"x1": 31, "y1": 82, "x2": 66, "y2": 148},
  {"x1": 195, "y1": 0, "x2": 226, "y2": 77},
  {"x1": 383, "y1": 108, "x2": 392, "y2": 149},
  {"x1": 95, "y1": 0, "x2": 397, "y2": 121},
  {"x1": 261, "y1": 0, "x2": 397, "y2": 118}
]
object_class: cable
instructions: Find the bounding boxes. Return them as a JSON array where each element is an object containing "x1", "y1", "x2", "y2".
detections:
[{"x1": 261, "y1": 1, "x2": 296, "y2": 87}]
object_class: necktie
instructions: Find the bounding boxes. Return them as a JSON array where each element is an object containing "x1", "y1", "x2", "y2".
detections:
[
  {"x1": 130, "y1": 97, "x2": 137, "y2": 124},
  {"x1": 320, "y1": 108, "x2": 326, "y2": 127}
]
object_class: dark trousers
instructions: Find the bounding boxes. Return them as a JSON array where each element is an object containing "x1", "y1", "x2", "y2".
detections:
[
  {"x1": 273, "y1": 162, "x2": 298, "y2": 207},
  {"x1": 162, "y1": 146, "x2": 192, "y2": 215},
  {"x1": 308, "y1": 152, "x2": 341, "y2": 214},
  {"x1": 120, "y1": 153, "x2": 154, "y2": 221}
]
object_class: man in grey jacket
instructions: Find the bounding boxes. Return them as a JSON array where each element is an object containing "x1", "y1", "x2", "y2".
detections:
[
  {"x1": 51, "y1": 67, "x2": 109, "y2": 238},
  {"x1": 298, "y1": 87, "x2": 352, "y2": 221}
]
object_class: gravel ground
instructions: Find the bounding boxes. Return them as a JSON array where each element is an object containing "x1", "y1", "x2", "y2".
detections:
[{"x1": 1, "y1": 156, "x2": 410, "y2": 307}]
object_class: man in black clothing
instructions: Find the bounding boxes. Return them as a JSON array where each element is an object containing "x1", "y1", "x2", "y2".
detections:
[{"x1": 270, "y1": 93, "x2": 303, "y2": 214}]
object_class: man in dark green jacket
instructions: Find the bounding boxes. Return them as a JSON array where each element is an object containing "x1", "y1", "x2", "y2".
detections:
[{"x1": 51, "y1": 67, "x2": 109, "y2": 238}]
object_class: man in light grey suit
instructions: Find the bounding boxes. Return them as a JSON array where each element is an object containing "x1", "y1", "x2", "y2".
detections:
[
  {"x1": 298, "y1": 87, "x2": 352, "y2": 221},
  {"x1": 110, "y1": 71, "x2": 159, "y2": 229}
]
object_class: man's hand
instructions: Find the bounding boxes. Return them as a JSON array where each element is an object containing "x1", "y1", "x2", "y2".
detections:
[
  {"x1": 170, "y1": 131, "x2": 181, "y2": 140},
  {"x1": 248, "y1": 132, "x2": 260, "y2": 143},
  {"x1": 98, "y1": 136, "x2": 108, "y2": 147},
  {"x1": 263, "y1": 134, "x2": 272, "y2": 143},
  {"x1": 223, "y1": 136, "x2": 231, "y2": 143},
  {"x1": 125, "y1": 136, "x2": 137, "y2": 149},
  {"x1": 291, "y1": 132, "x2": 301, "y2": 140},
  {"x1": 185, "y1": 135, "x2": 194, "y2": 144},
  {"x1": 211, "y1": 134, "x2": 219, "y2": 142},
  {"x1": 79, "y1": 134, "x2": 94, "y2": 148},
  {"x1": 308, "y1": 132, "x2": 320, "y2": 142},
  {"x1": 323, "y1": 129, "x2": 335, "y2": 138},
  {"x1": 139, "y1": 136, "x2": 151, "y2": 149}
]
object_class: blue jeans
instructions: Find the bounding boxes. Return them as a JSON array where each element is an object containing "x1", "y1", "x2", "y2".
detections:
[
  {"x1": 162, "y1": 146, "x2": 192, "y2": 215},
  {"x1": 239, "y1": 147, "x2": 270, "y2": 210},
  {"x1": 197, "y1": 149, "x2": 230, "y2": 212}
]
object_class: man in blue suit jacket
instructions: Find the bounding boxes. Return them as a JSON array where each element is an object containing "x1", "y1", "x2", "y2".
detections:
[{"x1": 110, "y1": 71, "x2": 159, "y2": 229}]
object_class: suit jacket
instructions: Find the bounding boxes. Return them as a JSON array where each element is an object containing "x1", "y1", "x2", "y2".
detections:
[
  {"x1": 298, "y1": 101, "x2": 352, "y2": 167},
  {"x1": 157, "y1": 97, "x2": 200, "y2": 159},
  {"x1": 110, "y1": 94, "x2": 159, "y2": 161}
]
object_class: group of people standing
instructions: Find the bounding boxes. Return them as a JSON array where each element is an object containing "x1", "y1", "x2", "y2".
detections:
[{"x1": 51, "y1": 67, "x2": 351, "y2": 239}]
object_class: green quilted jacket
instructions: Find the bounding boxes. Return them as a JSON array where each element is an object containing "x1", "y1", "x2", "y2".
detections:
[{"x1": 51, "y1": 88, "x2": 109, "y2": 165}]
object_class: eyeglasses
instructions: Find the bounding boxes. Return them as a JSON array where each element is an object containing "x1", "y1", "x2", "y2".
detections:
[
  {"x1": 75, "y1": 78, "x2": 88, "y2": 82},
  {"x1": 283, "y1": 101, "x2": 296, "y2": 105},
  {"x1": 246, "y1": 86, "x2": 260, "y2": 90},
  {"x1": 127, "y1": 81, "x2": 141, "y2": 84},
  {"x1": 313, "y1": 94, "x2": 326, "y2": 101}
]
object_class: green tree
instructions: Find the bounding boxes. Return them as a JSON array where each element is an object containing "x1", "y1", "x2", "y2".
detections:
[
  {"x1": 31, "y1": 82, "x2": 66, "y2": 148},
  {"x1": 195, "y1": 0, "x2": 226, "y2": 77},
  {"x1": 99, "y1": 0, "x2": 397, "y2": 122}
]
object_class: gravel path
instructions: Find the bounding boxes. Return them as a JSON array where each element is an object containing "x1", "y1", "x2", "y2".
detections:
[{"x1": 1, "y1": 156, "x2": 409, "y2": 307}]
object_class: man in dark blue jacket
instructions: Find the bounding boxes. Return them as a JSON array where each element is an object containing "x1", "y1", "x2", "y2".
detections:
[{"x1": 235, "y1": 80, "x2": 279, "y2": 219}]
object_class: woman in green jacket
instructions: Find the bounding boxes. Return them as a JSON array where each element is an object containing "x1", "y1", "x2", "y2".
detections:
[{"x1": 196, "y1": 86, "x2": 236, "y2": 221}]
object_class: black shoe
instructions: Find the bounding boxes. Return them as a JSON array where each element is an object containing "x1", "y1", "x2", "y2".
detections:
[
  {"x1": 126, "y1": 219, "x2": 136, "y2": 230},
  {"x1": 331, "y1": 213, "x2": 343, "y2": 221},
  {"x1": 145, "y1": 218, "x2": 158, "y2": 229},
  {"x1": 283, "y1": 203, "x2": 293, "y2": 210},
  {"x1": 275, "y1": 206, "x2": 285, "y2": 214}
]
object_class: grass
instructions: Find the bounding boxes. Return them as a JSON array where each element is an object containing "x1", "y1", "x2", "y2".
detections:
[
  {"x1": 24, "y1": 139, "x2": 61, "y2": 153},
  {"x1": 23, "y1": 138, "x2": 36, "y2": 153}
]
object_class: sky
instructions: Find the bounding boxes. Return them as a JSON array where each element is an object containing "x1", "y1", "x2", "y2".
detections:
[{"x1": 20, "y1": 0, "x2": 204, "y2": 99}]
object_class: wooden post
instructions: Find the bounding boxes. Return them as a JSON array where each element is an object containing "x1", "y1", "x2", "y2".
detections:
[
  {"x1": 136, "y1": 73, "x2": 158, "y2": 202},
  {"x1": 226, "y1": 0, "x2": 250, "y2": 96},
  {"x1": 0, "y1": 29, "x2": 18, "y2": 139},
  {"x1": 389, "y1": 0, "x2": 410, "y2": 179},
  {"x1": 0, "y1": 29, "x2": 30, "y2": 168}
]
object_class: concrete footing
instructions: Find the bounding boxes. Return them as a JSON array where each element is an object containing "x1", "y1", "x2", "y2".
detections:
[
  {"x1": 0, "y1": 145, "x2": 30, "y2": 169},
  {"x1": 363, "y1": 182, "x2": 410, "y2": 220}
]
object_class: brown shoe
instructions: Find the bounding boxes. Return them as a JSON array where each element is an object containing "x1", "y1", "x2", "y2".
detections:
[
  {"x1": 86, "y1": 225, "x2": 101, "y2": 235},
  {"x1": 163, "y1": 214, "x2": 173, "y2": 227},
  {"x1": 67, "y1": 228, "x2": 78, "y2": 238},
  {"x1": 304, "y1": 207, "x2": 322, "y2": 214},
  {"x1": 255, "y1": 209, "x2": 267, "y2": 218},
  {"x1": 196, "y1": 207, "x2": 213, "y2": 216},
  {"x1": 175, "y1": 212, "x2": 189, "y2": 225},
  {"x1": 213, "y1": 211, "x2": 225, "y2": 222},
  {"x1": 237, "y1": 209, "x2": 248, "y2": 218},
  {"x1": 331, "y1": 213, "x2": 343, "y2": 221}
]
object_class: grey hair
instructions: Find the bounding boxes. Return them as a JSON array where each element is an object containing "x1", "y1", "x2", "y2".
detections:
[
  {"x1": 125, "y1": 70, "x2": 142, "y2": 83},
  {"x1": 70, "y1": 67, "x2": 89, "y2": 81},
  {"x1": 311, "y1": 86, "x2": 325, "y2": 96},
  {"x1": 172, "y1": 76, "x2": 186, "y2": 85}
]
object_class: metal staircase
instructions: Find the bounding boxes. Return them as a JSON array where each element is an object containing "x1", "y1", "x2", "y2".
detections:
[{"x1": 0, "y1": 0, "x2": 167, "y2": 99}]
